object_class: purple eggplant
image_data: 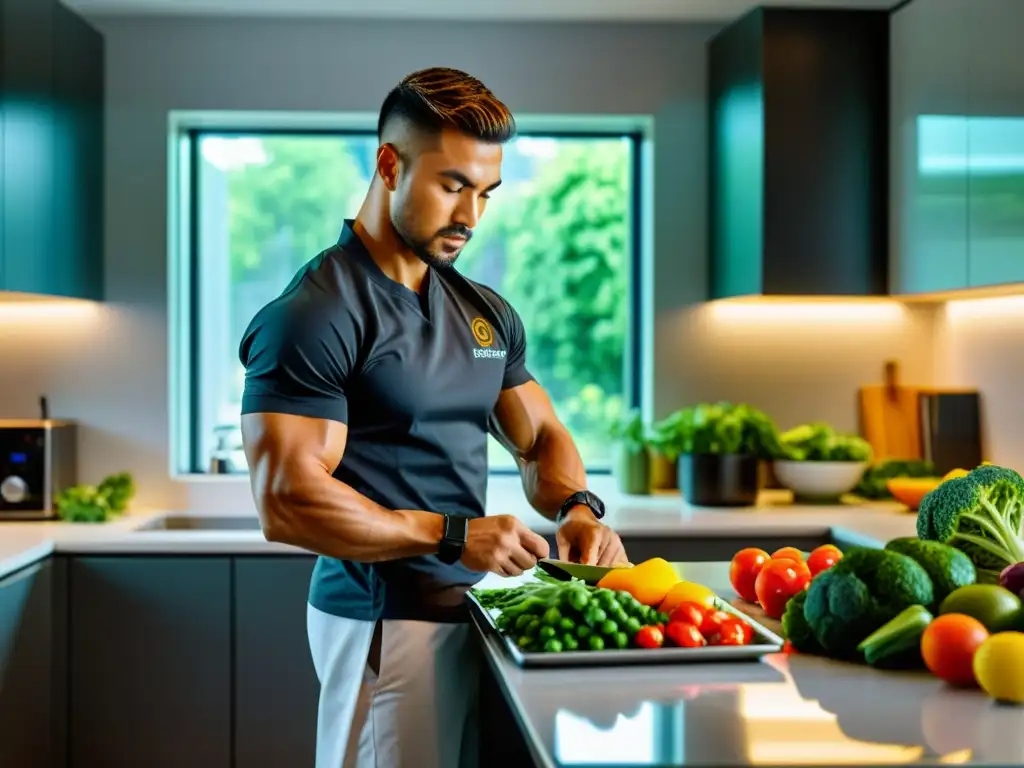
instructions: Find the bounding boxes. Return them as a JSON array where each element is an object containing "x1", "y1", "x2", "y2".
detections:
[{"x1": 999, "y1": 562, "x2": 1024, "y2": 600}]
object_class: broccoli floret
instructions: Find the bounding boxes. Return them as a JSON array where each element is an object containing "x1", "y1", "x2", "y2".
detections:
[
  {"x1": 884, "y1": 537, "x2": 976, "y2": 606},
  {"x1": 781, "y1": 590, "x2": 820, "y2": 653},
  {"x1": 917, "y1": 465, "x2": 1024, "y2": 583},
  {"x1": 801, "y1": 547, "x2": 934, "y2": 657}
]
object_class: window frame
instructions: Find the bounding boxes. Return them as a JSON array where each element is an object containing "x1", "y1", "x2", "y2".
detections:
[{"x1": 168, "y1": 112, "x2": 651, "y2": 478}]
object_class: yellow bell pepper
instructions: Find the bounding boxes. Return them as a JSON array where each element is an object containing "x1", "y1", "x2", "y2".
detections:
[{"x1": 597, "y1": 557, "x2": 680, "y2": 607}]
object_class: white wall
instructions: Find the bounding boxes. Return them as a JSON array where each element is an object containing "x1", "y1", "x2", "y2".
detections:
[{"x1": 0, "y1": 15, "x2": 941, "y2": 513}]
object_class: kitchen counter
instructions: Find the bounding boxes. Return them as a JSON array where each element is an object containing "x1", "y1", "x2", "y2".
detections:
[
  {"x1": 0, "y1": 492, "x2": 918, "y2": 580},
  {"x1": 474, "y1": 562, "x2": 1024, "y2": 767}
]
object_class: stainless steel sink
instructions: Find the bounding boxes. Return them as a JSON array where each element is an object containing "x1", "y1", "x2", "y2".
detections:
[{"x1": 134, "y1": 515, "x2": 263, "y2": 531}]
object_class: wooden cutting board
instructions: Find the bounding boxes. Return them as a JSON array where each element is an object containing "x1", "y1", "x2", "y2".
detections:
[{"x1": 858, "y1": 361, "x2": 923, "y2": 461}]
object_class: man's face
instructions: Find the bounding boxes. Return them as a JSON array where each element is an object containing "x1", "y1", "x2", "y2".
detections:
[{"x1": 387, "y1": 128, "x2": 503, "y2": 269}]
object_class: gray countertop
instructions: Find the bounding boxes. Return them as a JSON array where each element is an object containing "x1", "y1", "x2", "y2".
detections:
[
  {"x1": 0, "y1": 490, "x2": 919, "y2": 580},
  {"x1": 474, "y1": 561, "x2": 1024, "y2": 767}
]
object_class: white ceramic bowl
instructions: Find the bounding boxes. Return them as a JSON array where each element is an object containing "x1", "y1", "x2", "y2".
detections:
[{"x1": 773, "y1": 460, "x2": 869, "y2": 501}]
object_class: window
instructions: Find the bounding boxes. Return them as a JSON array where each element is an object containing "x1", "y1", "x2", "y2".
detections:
[{"x1": 176, "y1": 124, "x2": 643, "y2": 475}]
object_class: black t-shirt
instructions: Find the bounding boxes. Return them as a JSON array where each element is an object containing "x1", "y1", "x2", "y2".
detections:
[{"x1": 238, "y1": 220, "x2": 534, "y2": 622}]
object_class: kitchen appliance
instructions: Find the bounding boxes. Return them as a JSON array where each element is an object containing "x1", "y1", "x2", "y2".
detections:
[
  {"x1": 0, "y1": 418, "x2": 77, "y2": 520},
  {"x1": 919, "y1": 390, "x2": 983, "y2": 475}
]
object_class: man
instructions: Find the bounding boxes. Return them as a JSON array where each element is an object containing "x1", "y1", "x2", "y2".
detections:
[{"x1": 238, "y1": 67, "x2": 627, "y2": 768}]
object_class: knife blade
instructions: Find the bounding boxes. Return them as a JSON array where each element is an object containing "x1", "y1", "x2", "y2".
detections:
[{"x1": 536, "y1": 558, "x2": 631, "y2": 584}]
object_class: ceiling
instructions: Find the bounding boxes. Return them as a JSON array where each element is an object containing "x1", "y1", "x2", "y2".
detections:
[{"x1": 62, "y1": 0, "x2": 901, "y2": 21}]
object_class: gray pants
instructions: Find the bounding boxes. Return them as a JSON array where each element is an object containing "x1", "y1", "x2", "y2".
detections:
[{"x1": 306, "y1": 604, "x2": 480, "y2": 768}]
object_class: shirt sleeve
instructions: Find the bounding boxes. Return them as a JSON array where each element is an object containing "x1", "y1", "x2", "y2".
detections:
[
  {"x1": 501, "y1": 300, "x2": 535, "y2": 390},
  {"x1": 238, "y1": 295, "x2": 358, "y2": 423}
]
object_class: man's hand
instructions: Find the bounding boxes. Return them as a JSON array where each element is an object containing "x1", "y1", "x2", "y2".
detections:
[
  {"x1": 462, "y1": 515, "x2": 551, "y2": 577},
  {"x1": 555, "y1": 507, "x2": 628, "y2": 566}
]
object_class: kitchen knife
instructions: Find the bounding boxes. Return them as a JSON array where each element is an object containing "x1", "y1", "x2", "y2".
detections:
[{"x1": 536, "y1": 558, "x2": 631, "y2": 584}]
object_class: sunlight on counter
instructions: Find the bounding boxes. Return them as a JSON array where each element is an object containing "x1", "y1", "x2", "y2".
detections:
[
  {"x1": 554, "y1": 703, "x2": 658, "y2": 765},
  {"x1": 739, "y1": 685, "x2": 925, "y2": 764}
]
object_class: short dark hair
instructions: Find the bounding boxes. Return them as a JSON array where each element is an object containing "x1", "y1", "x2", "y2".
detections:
[{"x1": 377, "y1": 67, "x2": 516, "y2": 144}]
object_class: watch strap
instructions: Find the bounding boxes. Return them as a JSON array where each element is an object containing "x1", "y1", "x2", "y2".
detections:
[
  {"x1": 438, "y1": 514, "x2": 468, "y2": 564},
  {"x1": 556, "y1": 490, "x2": 606, "y2": 524}
]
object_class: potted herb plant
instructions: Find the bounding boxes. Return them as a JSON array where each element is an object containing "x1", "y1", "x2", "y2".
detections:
[
  {"x1": 646, "y1": 410, "x2": 685, "y2": 491},
  {"x1": 609, "y1": 408, "x2": 650, "y2": 495},
  {"x1": 772, "y1": 421, "x2": 874, "y2": 502},
  {"x1": 676, "y1": 402, "x2": 781, "y2": 507}
]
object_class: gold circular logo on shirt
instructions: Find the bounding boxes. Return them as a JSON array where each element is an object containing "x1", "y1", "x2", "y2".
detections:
[{"x1": 471, "y1": 317, "x2": 494, "y2": 347}]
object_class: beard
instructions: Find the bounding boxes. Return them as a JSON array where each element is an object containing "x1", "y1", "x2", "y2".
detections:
[{"x1": 391, "y1": 210, "x2": 472, "y2": 270}]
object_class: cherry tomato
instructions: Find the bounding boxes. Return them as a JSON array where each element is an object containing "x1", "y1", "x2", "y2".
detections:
[
  {"x1": 665, "y1": 620, "x2": 706, "y2": 648},
  {"x1": 635, "y1": 625, "x2": 665, "y2": 649},
  {"x1": 669, "y1": 601, "x2": 707, "y2": 628},
  {"x1": 782, "y1": 640, "x2": 797, "y2": 654},
  {"x1": 806, "y1": 545, "x2": 843, "y2": 577},
  {"x1": 708, "y1": 617, "x2": 753, "y2": 646},
  {"x1": 754, "y1": 558, "x2": 812, "y2": 619},
  {"x1": 921, "y1": 613, "x2": 989, "y2": 687},
  {"x1": 699, "y1": 609, "x2": 731, "y2": 638},
  {"x1": 771, "y1": 546, "x2": 804, "y2": 562},
  {"x1": 729, "y1": 548, "x2": 770, "y2": 603}
]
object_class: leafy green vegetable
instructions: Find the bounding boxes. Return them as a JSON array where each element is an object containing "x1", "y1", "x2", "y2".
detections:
[
  {"x1": 884, "y1": 537, "x2": 977, "y2": 607},
  {"x1": 916, "y1": 464, "x2": 1024, "y2": 583},
  {"x1": 55, "y1": 472, "x2": 136, "y2": 523},
  {"x1": 801, "y1": 547, "x2": 934, "y2": 657},
  {"x1": 778, "y1": 422, "x2": 873, "y2": 463},
  {"x1": 854, "y1": 459, "x2": 937, "y2": 499},
  {"x1": 856, "y1": 604, "x2": 933, "y2": 669},
  {"x1": 654, "y1": 401, "x2": 781, "y2": 459}
]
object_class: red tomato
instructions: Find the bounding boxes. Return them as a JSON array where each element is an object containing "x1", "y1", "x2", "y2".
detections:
[
  {"x1": 754, "y1": 558, "x2": 812, "y2": 619},
  {"x1": 921, "y1": 614, "x2": 989, "y2": 687},
  {"x1": 635, "y1": 625, "x2": 665, "y2": 649},
  {"x1": 771, "y1": 546, "x2": 804, "y2": 562},
  {"x1": 782, "y1": 640, "x2": 797, "y2": 654},
  {"x1": 699, "y1": 609, "x2": 731, "y2": 638},
  {"x1": 669, "y1": 601, "x2": 707, "y2": 628},
  {"x1": 708, "y1": 617, "x2": 753, "y2": 646},
  {"x1": 729, "y1": 548, "x2": 770, "y2": 603},
  {"x1": 665, "y1": 620, "x2": 706, "y2": 648},
  {"x1": 806, "y1": 545, "x2": 843, "y2": 577}
]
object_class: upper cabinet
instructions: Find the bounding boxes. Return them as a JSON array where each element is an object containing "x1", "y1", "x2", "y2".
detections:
[
  {"x1": 707, "y1": 8, "x2": 890, "y2": 300},
  {"x1": 890, "y1": 0, "x2": 1024, "y2": 296},
  {"x1": 965, "y1": 0, "x2": 1024, "y2": 290},
  {"x1": 0, "y1": 0, "x2": 104, "y2": 301}
]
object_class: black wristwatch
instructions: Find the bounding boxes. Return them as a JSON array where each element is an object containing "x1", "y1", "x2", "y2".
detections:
[
  {"x1": 438, "y1": 513, "x2": 469, "y2": 564},
  {"x1": 556, "y1": 490, "x2": 606, "y2": 524}
]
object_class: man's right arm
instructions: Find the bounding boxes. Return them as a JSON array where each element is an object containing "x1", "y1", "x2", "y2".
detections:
[{"x1": 241, "y1": 411, "x2": 445, "y2": 562}]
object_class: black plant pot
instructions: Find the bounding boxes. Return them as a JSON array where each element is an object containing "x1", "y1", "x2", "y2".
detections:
[{"x1": 679, "y1": 453, "x2": 761, "y2": 507}]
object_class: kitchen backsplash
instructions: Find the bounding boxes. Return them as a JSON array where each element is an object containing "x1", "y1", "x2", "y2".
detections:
[{"x1": 935, "y1": 295, "x2": 1024, "y2": 472}]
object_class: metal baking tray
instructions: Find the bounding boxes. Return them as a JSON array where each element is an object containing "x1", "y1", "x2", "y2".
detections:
[{"x1": 467, "y1": 588, "x2": 784, "y2": 668}]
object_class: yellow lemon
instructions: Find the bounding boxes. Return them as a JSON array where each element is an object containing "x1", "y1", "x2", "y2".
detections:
[
  {"x1": 973, "y1": 631, "x2": 1024, "y2": 704},
  {"x1": 942, "y1": 468, "x2": 970, "y2": 482},
  {"x1": 658, "y1": 580, "x2": 717, "y2": 613}
]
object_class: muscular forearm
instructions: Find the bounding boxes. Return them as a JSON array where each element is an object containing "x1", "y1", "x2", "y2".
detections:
[
  {"x1": 518, "y1": 424, "x2": 588, "y2": 521},
  {"x1": 252, "y1": 461, "x2": 443, "y2": 562}
]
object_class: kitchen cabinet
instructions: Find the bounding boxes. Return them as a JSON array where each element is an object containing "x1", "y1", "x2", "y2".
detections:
[
  {"x1": 69, "y1": 557, "x2": 232, "y2": 766},
  {"x1": 707, "y1": 8, "x2": 889, "y2": 299},
  {"x1": 0, "y1": 558, "x2": 65, "y2": 768},
  {"x1": 890, "y1": 0, "x2": 1024, "y2": 295},
  {"x1": 0, "y1": 0, "x2": 103, "y2": 301},
  {"x1": 234, "y1": 556, "x2": 320, "y2": 768},
  {"x1": 889, "y1": 0, "x2": 971, "y2": 295},
  {"x1": 965, "y1": 0, "x2": 1024, "y2": 290}
]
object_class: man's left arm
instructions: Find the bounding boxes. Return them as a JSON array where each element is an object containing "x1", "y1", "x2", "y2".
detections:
[{"x1": 490, "y1": 378, "x2": 628, "y2": 566}]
